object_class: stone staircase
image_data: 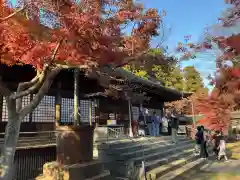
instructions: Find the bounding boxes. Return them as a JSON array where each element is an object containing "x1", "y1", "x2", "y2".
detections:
[{"x1": 95, "y1": 136, "x2": 211, "y2": 180}]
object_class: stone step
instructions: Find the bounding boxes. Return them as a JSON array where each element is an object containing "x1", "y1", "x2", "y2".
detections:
[
  {"x1": 85, "y1": 170, "x2": 111, "y2": 180},
  {"x1": 96, "y1": 137, "x2": 153, "y2": 150},
  {"x1": 155, "y1": 147, "x2": 218, "y2": 180},
  {"x1": 95, "y1": 136, "x2": 136, "y2": 144},
  {"x1": 108, "y1": 137, "x2": 187, "y2": 155},
  {"x1": 174, "y1": 143, "x2": 240, "y2": 180},
  {"x1": 118, "y1": 140, "x2": 193, "y2": 161},
  {"x1": 98, "y1": 136, "x2": 185, "y2": 149},
  {"x1": 146, "y1": 149, "x2": 197, "y2": 180},
  {"x1": 156, "y1": 158, "x2": 206, "y2": 180},
  {"x1": 105, "y1": 142, "x2": 194, "y2": 178},
  {"x1": 66, "y1": 160, "x2": 105, "y2": 179}
]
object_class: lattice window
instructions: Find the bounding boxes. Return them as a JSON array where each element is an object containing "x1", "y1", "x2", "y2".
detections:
[
  {"x1": 2, "y1": 97, "x2": 8, "y2": 122},
  {"x1": 60, "y1": 98, "x2": 74, "y2": 124},
  {"x1": 21, "y1": 95, "x2": 31, "y2": 122},
  {"x1": 91, "y1": 101, "x2": 95, "y2": 122},
  {"x1": 1, "y1": 95, "x2": 31, "y2": 122},
  {"x1": 132, "y1": 106, "x2": 139, "y2": 121},
  {"x1": 0, "y1": 96, "x2": 2, "y2": 122},
  {"x1": 32, "y1": 95, "x2": 55, "y2": 122},
  {"x1": 80, "y1": 100, "x2": 91, "y2": 123}
]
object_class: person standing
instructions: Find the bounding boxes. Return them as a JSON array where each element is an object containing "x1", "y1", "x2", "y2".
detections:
[
  {"x1": 152, "y1": 112, "x2": 160, "y2": 136},
  {"x1": 162, "y1": 115, "x2": 168, "y2": 135},
  {"x1": 200, "y1": 126, "x2": 209, "y2": 159},
  {"x1": 171, "y1": 110, "x2": 179, "y2": 143},
  {"x1": 218, "y1": 136, "x2": 228, "y2": 161},
  {"x1": 146, "y1": 111, "x2": 153, "y2": 136},
  {"x1": 151, "y1": 111, "x2": 158, "y2": 136},
  {"x1": 195, "y1": 126, "x2": 202, "y2": 155},
  {"x1": 167, "y1": 114, "x2": 172, "y2": 135},
  {"x1": 213, "y1": 131, "x2": 222, "y2": 157},
  {"x1": 138, "y1": 112, "x2": 146, "y2": 136},
  {"x1": 158, "y1": 114, "x2": 162, "y2": 135}
]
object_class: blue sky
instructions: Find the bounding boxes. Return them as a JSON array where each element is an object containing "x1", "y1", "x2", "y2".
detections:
[
  {"x1": 140, "y1": 0, "x2": 228, "y2": 88},
  {"x1": 9, "y1": 0, "x2": 228, "y2": 88}
]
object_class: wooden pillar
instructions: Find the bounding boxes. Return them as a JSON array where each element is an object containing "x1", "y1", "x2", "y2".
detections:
[
  {"x1": 74, "y1": 69, "x2": 79, "y2": 126},
  {"x1": 56, "y1": 70, "x2": 95, "y2": 166},
  {"x1": 55, "y1": 81, "x2": 62, "y2": 128},
  {"x1": 128, "y1": 99, "x2": 133, "y2": 137},
  {"x1": 0, "y1": 95, "x2": 3, "y2": 122}
]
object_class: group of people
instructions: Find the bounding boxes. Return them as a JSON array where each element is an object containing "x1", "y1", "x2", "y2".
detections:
[
  {"x1": 146, "y1": 111, "x2": 161, "y2": 136},
  {"x1": 136, "y1": 110, "x2": 179, "y2": 144},
  {"x1": 134, "y1": 109, "x2": 229, "y2": 161},
  {"x1": 195, "y1": 126, "x2": 228, "y2": 161}
]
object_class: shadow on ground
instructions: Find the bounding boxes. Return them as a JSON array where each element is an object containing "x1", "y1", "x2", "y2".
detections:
[{"x1": 176, "y1": 141, "x2": 240, "y2": 180}]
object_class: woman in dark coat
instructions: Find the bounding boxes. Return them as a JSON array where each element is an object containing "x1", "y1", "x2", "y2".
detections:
[{"x1": 200, "y1": 126, "x2": 209, "y2": 158}]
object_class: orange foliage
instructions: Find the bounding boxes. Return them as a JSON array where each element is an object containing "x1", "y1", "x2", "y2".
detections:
[
  {"x1": 165, "y1": 88, "x2": 208, "y2": 115},
  {"x1": 0, "y1": 0, "x2": 161, "y2": 70},
  {"x1": 174, "y1": 0, "x2": 240, "y2": 132}
]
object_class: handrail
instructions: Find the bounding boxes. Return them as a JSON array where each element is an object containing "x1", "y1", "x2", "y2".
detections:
[{"x1": 107, "y1": 127, "x2": 135, "y2": 142}]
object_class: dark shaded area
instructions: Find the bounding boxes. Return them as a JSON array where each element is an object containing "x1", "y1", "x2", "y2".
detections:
[{"x1": 14, "y1": 146, "x2": 56, "y2": 180}]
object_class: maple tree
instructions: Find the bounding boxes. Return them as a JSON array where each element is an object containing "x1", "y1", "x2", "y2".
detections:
[
  {"x1": 165, "y1": 87, "x2": 208, "y2": 115},
  {"x1": 177, "y1": 0, "x2": 240, "y2": 133},
  {"x1": 0, "y1": 0, "x2": 163, "y2": 179}
]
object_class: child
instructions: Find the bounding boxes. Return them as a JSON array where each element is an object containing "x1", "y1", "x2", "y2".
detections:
[
  {"x1": 218, "y1": 137, "x2": 228, "y2": 161},
  {"x1": 237, "y1": 128, "x2": 240, "y2": 140},
  {"x1": 213, "y1": 131, "x2": 221, "y2": 157}
]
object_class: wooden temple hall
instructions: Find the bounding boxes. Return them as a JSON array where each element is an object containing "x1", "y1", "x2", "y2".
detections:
[{"x1": 0, "y1": 64, "x2": 188, "y2": 135}]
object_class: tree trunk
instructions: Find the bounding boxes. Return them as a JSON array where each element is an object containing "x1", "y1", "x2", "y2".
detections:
[{"x1": 0, "y1": 99, "x2": 23, "y2": 180}]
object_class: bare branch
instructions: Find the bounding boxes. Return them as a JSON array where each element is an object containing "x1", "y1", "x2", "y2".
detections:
[
  {"x1": 50, "y1": 39, "x2": 63, "y2": 63},
  {"x1": 19, "y1": 67, "x2": 62, "y2": 117},
  {"x1": 0, "y1": 76, "x2": 11, "y2": 96},
  {"x1": 17, "y1": 71, "x2": 41, "y2": 91},
  {"x1": 0, "y1": 6, "x2": 26, "y2": 23},
  {"x1": 115, "y1": 51, "x2": 148, "y2": 68},
  {"x1": 11, "y1": 72, "x2": 46, "y2": 100},
  {"x1": 11, "y1": 40, "x2": 63, "y2": 100}
]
